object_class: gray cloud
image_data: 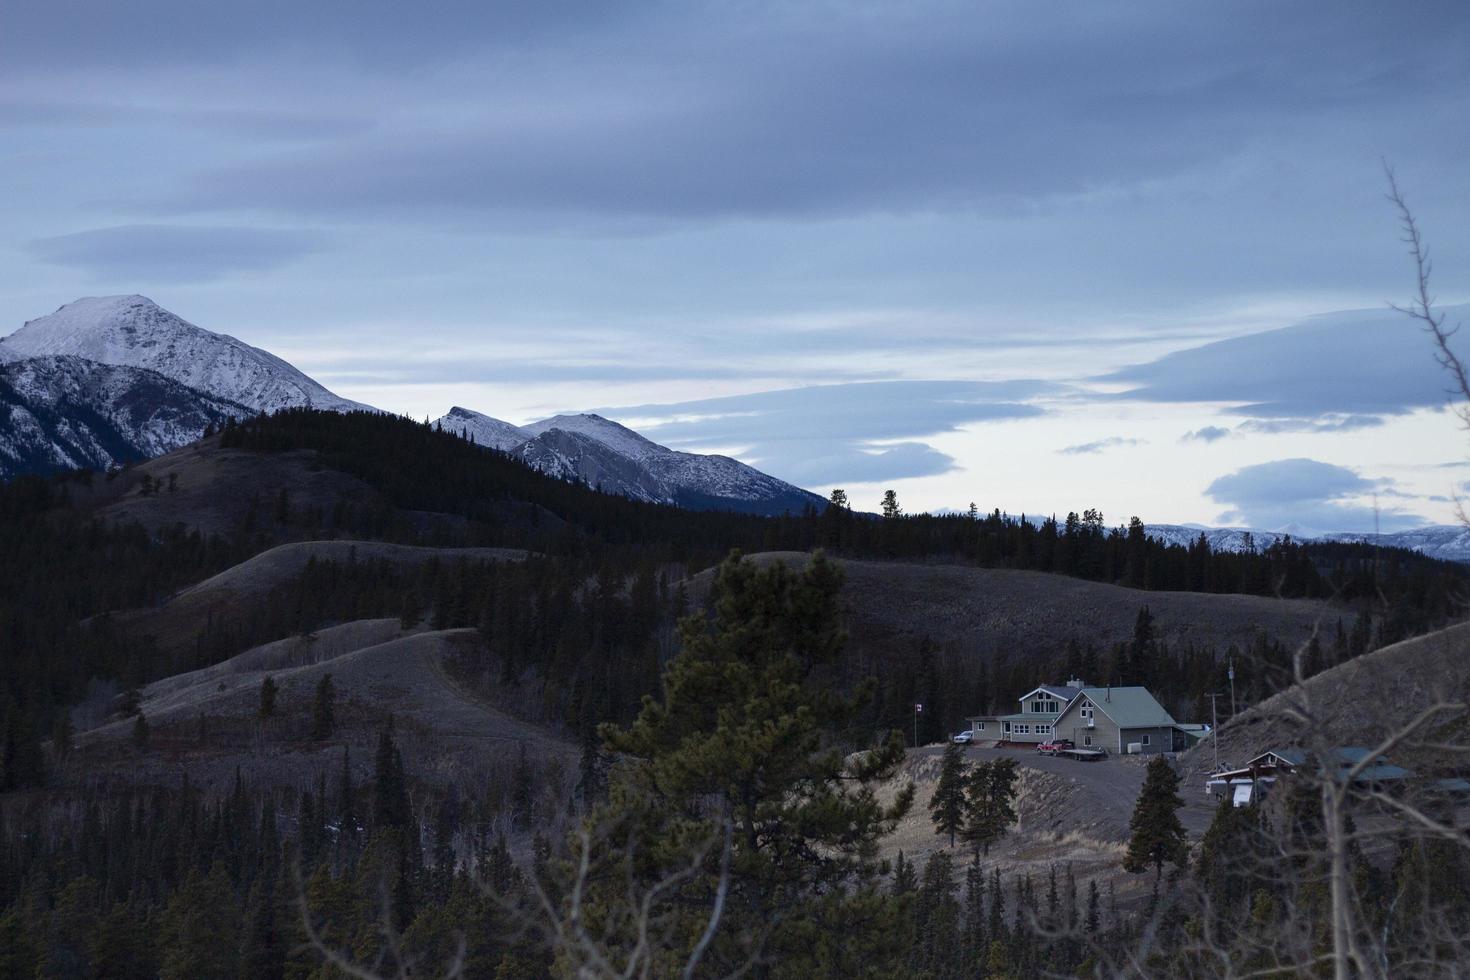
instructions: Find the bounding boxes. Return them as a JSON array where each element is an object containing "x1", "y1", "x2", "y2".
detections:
[
  {"x1": 29, "y1": 225, "x2": 327, "y2": 282},
  {"x1": 1058, "y1": 436, "x2": 1145, "y2": 455},
  {"x1": 598, "y1": 380, "x2": 1049, "y2": 485},
  {"x1": 1204, "y1": 458, "x2": 1424, "y2": 533},
  {"x1": 1182, "y1": 426, "x2": 1232, "y2": 443},
  {"x1": 99, "y1": 1, "x2": 1462, "y2": 227},
  {"x1": 1104, "y1": 306, "x2": 1470, "y2": 421}
]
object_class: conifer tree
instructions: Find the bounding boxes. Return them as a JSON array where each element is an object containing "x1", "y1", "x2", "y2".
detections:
[
  {"x1": 510, "y1": 741, "x2": 534, "y2": 830},
  {"x1": 257, "y1": 676, "x2": 278, "y2": 719},
  {"x1": 159, "y1": 864, "x2": 241, "y2": 980},
  {"x1": 372, "y1": 717, "x2": 410, "y2": 831},
  {"x1": 930, "y1": 739, "x2": 968, "y2": 847},
  {"x1": 881, "y1": 489, "x2": 902, "y2": 519},
  {"x1": 310, "y1": 674, "x2": 335, "y2": 741},
  {"x1": 961, "y1": 757, "x2": 1019, "y2": 858},
  {"x1": 1123, "y1": 755, "x2": 1187, "y2": 881},
  {"x1": 131, "y1": 712, "x2": 150, "y2": 749},
  {"x1": 589, "y1": 551, "x2": 914, "y2": 976},
  {"x1": 1085, "y1": 880, "x2": 1100, "y2": 933},
  {"x1": 891, "y1": 851, "x2": 918, "y2": 895}
]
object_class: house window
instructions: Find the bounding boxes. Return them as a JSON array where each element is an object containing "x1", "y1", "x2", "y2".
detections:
[
  {"x1": 1142, "y1": 734, "x2": 1151, "y2": 746},
  {"x1": 1017, "y1": 724, "x2": 1029, "y2": 735},
  {"x1": 1002, "y1": 721, "x2": 1010, "y2": 734},
  {"x1": 1084, "y1": 735, "x2": 1093, "y2": 747},
  {"x1": 976, "y1": 722, "x2": 986, "y2": 732},
  {"x1": 1081, "y1": 706, "x2": 1093, "y2": 720}
]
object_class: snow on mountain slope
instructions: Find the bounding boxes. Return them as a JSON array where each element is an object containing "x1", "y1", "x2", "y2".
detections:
[
  {"x1": 1148, "y1": 523, "x2": 1470, "y2": 564},
  {"x1": 1318, "y1": 526, "x2": 1470, "y2": 564},
  {"x1": 521, "y1": 413, "x2": 664, "y2": 461},
  {"x1": 0, "y1": 356, "x2": 250, "y2": 478},
  {"x1": 433, "y1": 408, "x2": 828, "y2": 515},
  {"x1": 514, "y1": 427, "x2": 670, "y2": 503},
  {"x1": 520, "y1": 413, "x2": 828, "y2": 514},
  {"x1": 436, "y1": 406, "x2": 530, "y2": 452},
  {"x1": 0, "y1": 296, "x2": 370, "y2": 415}
]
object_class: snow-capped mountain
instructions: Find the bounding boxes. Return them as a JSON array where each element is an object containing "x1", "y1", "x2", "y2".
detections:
[
  {"x1": 438, "y1": 406, "x2": 530, "y2": 452},
  {"x1": 0, "y1": 356, "x2": 249, "y2": 478},
  {"x1": 434, "y1": 409, "x2": 828, "y2": 516},
  {"x1": 1148, "y1": 523, "x2": 1470, "y2": 564},
  {"x1": 0, "y1": 296, "x2": 370, "y2": 415}
]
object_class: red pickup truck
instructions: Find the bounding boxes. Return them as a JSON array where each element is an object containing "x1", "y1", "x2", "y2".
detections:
[{"x1": 1037, "y1": 739, "x2": 1075, "y2": 755}]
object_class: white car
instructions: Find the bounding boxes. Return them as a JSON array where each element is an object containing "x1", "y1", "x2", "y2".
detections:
[{"x1": 951, "y1": 731, "x2": 974, "y2": 744}]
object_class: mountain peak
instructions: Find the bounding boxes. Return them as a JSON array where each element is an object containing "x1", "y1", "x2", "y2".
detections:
[
  {"x1": 2, "y1": 296, "x2": 369, "y2": 415},
  {"x1": 523, "y1": 412, "x2": 661, "y2": 461},
  {"x1": 432, "y1": 406, "x2": 529, "y2": 451}
]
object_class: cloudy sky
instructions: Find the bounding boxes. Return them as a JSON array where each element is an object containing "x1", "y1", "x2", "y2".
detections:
[{"x1": 3, "y1": 0, "x2": 1468, "y2": 531}]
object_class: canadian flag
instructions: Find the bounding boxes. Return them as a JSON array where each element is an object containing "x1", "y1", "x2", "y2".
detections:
[{"x1": 915, "y1": 703, "x2": 923, "y2": 712}]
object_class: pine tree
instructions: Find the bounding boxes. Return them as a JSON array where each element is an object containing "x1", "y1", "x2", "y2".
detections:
[
  {"x1": 1085, "y1": 880, "x2": 1100, "y2": 933},
  {"x1": 257, "y1": 676, "x2": 278, "y2": 719},
  {"x1": 891, "y1": 851, "x2": 918, "y2": 895},
  {"x1": 930, "y1": 739, "x2": 968, "y2": 847},
  {"x1": 310, "y1": 674, "x2": 335, "y2": 740},
  {"x1": 372, "y1": 717, "x2": 409, "y2": 831},
  {"x1": 881, "y1": 489, "x2": 902, "y2": 519},
  {"x1": 961, "y1": 757, "x2": 1019, "y2": 858},
  {"x1": 593, "y1": 551, "x2": 914, "y2": 976},
  {"x1": 1123, "y1": 755, "x2": 1187, "y2": 880},
  {"x1": 510, "y1": 742, "x2": 533, "y2": 829},
  {"x1": 338, "y1": 746, "x2": 357, "y2": 844},
  {"x1": 160, "y1": 864, "x2": 242, "y2": 980},
  {"x1": 131, "y1": 712, "x2": 150, "y2": 749}
]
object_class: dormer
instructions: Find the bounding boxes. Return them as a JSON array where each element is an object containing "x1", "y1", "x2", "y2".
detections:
[{"x1": 1016, "y1": 685, "x2": 1075, "y2": 715}]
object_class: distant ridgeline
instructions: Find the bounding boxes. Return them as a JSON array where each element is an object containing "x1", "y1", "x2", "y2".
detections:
[
  {"x1": 220, "y1": 409, "x2": 1467, "y2": 602},
  {"x1": 0, "y1": 407, "x2": 1464, "y2": 793}
]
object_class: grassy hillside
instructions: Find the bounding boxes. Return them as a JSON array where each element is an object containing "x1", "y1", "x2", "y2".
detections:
[{"x1": 1184, "y1": 619, "x2": 1470, "y2": 781}]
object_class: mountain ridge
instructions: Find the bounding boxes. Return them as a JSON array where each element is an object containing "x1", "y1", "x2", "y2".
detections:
[
  {"x1": 435, "y1": 407, "x2": 829, "y2": 516},
  {"x1": 1, "y1": 295, "x2": 370, "y2": 415}
]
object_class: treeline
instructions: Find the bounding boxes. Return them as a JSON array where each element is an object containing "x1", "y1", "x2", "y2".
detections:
[
  {"x1": 2, "y1": 408, "x2": 1464, "y2": 792},
  {"x1": 221, "y1": 409, "x2": 1465, "y2": 611},
  {"x1": 0, "y1": 722, "x2": 554, "y2": 978},
  {"x1": 883, "y1": 606, "x2": 1377, "y2": 741}
]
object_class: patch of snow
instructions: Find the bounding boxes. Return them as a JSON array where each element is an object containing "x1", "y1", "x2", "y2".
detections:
[{"x1": 1, "y1": 295, "x2": 371, "y2": 415}]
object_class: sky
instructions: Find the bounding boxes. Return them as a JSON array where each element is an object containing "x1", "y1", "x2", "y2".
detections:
[{"x1": 2, "y1": 0, "x2": 1469, "y2": 532}]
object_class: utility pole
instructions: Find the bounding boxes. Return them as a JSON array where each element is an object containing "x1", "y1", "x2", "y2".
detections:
[
  {"x1": 1206, "y1": 693, "x2": 1223, "y2": 773},
  {"x1": 1228, "y1": 659, "x2": 1237, "y2": 717},
  {"x1": 914, "y1": 702, "x2": 923, "y2": 749}
]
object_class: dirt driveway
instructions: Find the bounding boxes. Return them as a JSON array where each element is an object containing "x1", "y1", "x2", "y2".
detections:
[{"x1": 913, "y1": 743, "x2": 1218, "y2": 835}]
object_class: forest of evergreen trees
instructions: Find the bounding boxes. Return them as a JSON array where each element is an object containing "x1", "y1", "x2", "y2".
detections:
[
  {"x1": 2, "y1": 552, "x2": 1465, "y2": 978},
  {"x1": 1, "y1": 408, "x2": 1464, "y2": 794}
]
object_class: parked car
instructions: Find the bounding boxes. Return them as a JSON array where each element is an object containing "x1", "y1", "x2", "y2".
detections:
[
  {"x1": 1037, "y1": 739, "x2": 1074, "y2": 755},
  {"x1": 951, "y1": 730, "x2": 974, "y2": 744}
]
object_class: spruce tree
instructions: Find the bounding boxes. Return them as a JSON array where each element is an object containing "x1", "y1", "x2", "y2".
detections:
[
  {"x1": 891, "y1": 851, "x2": 918, "y2": 895},
  {"x1": 310, "y1": 674, "x2": 335, "y2": 741},
  {"x1": 930, "y1": 739, "x2": 968, "y2": 847},
  {"x1": 372, "y1": 717, "x2": 409, "y2": 831},
  {"x1": 961, "y1": 757, "x2": 1019, "y2": 858},
  {"x1": 591, "y1": 551, "x2": 914, "y2": 976},
  {"x1": 1123, "y1": 755, "x2": 1187, "y2": 881},
  {"x1": 131, "y1": 712, "x2": 150, "y2": 750},
  {"x1": 258, "y1": 676, "x2": 278, "y2": 719}
]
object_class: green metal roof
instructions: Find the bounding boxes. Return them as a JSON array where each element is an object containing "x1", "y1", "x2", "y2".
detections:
[{"x1": 1060, "y1": 687, "x2": 1177, "y2": 728}]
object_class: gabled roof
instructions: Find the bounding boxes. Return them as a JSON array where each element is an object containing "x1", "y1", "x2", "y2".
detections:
[
  {"x1": 1243, "y1": 747, "x2": 1416, "y2": 783},
  {"x1": 1018, "y1": 684, "x2": 1081, "y2": 703},
  {"x1": 1056, "y1": 687, "x2": 1177, "y2": 729}
]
